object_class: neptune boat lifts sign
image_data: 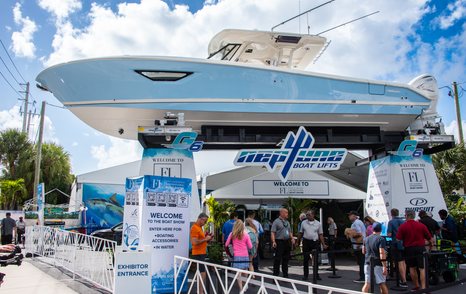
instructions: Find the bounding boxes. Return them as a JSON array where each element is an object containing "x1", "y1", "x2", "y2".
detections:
[{"x1": 234, "y1": 127, "x2": 348, "y2": 182}]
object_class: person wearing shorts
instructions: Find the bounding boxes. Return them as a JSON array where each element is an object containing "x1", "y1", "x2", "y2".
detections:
[
  {"x1": 362, "y1": 223, "x2": 388, "y2": 294},
  {"x1": 225, "y1": 220, "x2": 252, "y2": 292},
  {"x1": 396, "y1": 210, "x2": 433, "y2": 291}
]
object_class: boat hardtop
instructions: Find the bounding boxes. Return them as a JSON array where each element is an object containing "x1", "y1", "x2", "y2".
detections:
[{"x1": 208, "y1": 29, "x2": 327, "y2": 70}]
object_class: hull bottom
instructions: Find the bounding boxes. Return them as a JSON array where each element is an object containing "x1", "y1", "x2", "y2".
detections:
[{"x1": 70, "y1": 106, "x2": 417, "y2": 140}]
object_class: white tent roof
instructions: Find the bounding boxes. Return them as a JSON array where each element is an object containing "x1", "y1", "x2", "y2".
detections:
[
  {"x1": 77, "y1": 160, "x2": 141, "y2": 184},
  {"x1": 76, "y1": 150, "x2": 239, "y2": 185},
  {"x1": 210, "y1": 167, "x2": 366, "y2": 200}
]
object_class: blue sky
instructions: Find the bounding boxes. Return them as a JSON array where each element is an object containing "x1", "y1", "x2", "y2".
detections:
[{"x1": 0, "y1": 0, "x2": 465, "y2": 176}]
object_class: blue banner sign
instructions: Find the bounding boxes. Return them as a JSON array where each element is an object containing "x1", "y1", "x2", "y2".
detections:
[{"x1": 234, "y1": 127, "x2": 347, "y2": 181}]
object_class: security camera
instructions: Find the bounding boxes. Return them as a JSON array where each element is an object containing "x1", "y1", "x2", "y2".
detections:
[{"x1": 118, "y1": 128, "x2": 124, "y2": 135}]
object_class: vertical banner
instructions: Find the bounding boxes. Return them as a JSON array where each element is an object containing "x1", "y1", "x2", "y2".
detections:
[
  {"x1": 141, "y1": 175, "x2": 191, "y2": 293},
  {"x1": 139, "y1": 149, "x2": 200, "y2": 221},
  {"x1": 389, "y1": 154, "x2": 447, "y2": 220},
  {"x1": 37, "y1": 183, "x2": 45, "y2": 226},
  {"x1": 366, "y1": 157, "x2": 391, "y2": 234},
  {"x1": 366, "y1": 153, "x2": 447, "y2": 235},
  {"x1": 123, "y1": 177, "x2": 144, "y2": 251}
]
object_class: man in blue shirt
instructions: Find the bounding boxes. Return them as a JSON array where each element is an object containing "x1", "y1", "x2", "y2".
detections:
[
  {"x1": 387, "y1": 208, "x2": 407, "y2": 288},
  {"x1": 222, "y1": 212, "x2": 237, "y2": 243}
]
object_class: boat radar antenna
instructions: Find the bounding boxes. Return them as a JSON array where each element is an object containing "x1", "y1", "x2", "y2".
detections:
[
  {"x1": 316, "y1": 11, "x2": 380, "y2": 35},
  {"x1": 271, "y1": 0, "x2": 335, "y2": 32},
  {"x1": 311, "y1": 10, "x2": 379, "y2": 64}
]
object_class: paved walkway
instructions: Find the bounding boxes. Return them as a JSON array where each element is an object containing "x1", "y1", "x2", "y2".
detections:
[
  {"x1": 0, "y1": 256, "x2": 464, "y2": 293},
  {"x1": 0, "y1": 260, "x2": 77, "y2": 294}
]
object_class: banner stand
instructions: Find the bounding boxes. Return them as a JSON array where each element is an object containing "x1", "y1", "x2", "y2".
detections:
[
  {"x1": 119, "y1": 146, "x2": 199, "y2": 293},
  {"x1": 366, "y1": 153, "x2": 447, "y2": 233}
]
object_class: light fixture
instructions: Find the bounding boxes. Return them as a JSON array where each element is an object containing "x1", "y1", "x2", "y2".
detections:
[{"x1": 135, "y1": 70, "x2": 192, "y2": 81}]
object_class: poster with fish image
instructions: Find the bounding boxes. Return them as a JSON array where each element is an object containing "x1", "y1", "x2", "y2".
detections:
[
  {"x1": 140, "y1": 175, "x2": 191, "y2": 294},
  {"x1": 123, "y1": 177, "x2": 144, "y2": 251},
  {"x1": 82, "y1": 183, "x2": 125, "y2": 229}
]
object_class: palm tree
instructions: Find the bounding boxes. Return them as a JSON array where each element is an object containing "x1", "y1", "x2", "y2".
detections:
[
  {"x1": 205, "y1": 196, "x2": 236, "y2": 238},
  {"x1": 0, "y1": 129, "x2": 34, "y2": 179},
  {"x1": 0, "y1": 179, "x2": 27, "y2": 210},
  {"x1": 40, "y1": 142, "x2": 74, "y2": 204},
  {"x1": 282, "y1": 198, "x2": 317, "y2": 234},
  {"x1": 433, "y1": 143, "x2": 466, "y2": 195}
]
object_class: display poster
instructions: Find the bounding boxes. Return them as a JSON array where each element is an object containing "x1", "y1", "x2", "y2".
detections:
[
  {"x1": 366, "y1": 154, "x2": 447, "y2": 235},
  {"x1": 139, "y1": 148, "x2": 201, "y2": 221},
  {"x1": 140, "y1": 175, "x2": 191, "y2": 293},
  {"x1": 37, "y1": 183, "x2": 45, "y2": 226},
  {"x1": 123, "y1": 177, "x2": 144, "y2": 251},
  {"x1": 82, "y1": 183, "x2": 125, "y2": 230}
]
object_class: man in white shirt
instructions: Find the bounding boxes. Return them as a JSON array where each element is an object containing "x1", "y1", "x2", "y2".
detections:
[
  {"x1": 16, "y1": 216, "x2": 26, "y2": 246},
  {"x1": 297, "y1": 210, "x2": 327, "y2": 281},
  {"x1": 348, "y1": 210, "x2": 366, "y2": 283}
]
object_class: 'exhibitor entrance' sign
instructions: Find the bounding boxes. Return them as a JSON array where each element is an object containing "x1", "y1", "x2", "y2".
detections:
[{"x1": 234, "y1": 127, "x2": 347, "y2": 182}]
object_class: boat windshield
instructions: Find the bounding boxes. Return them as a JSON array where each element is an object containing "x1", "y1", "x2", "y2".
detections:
[{"x1": 208, "y1": 43, "x2": 242, "y2": 61}]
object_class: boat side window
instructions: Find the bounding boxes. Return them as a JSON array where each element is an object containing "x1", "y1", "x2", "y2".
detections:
[{"x1": 208, "y1": 43, "x2": 242, "y2": 61}]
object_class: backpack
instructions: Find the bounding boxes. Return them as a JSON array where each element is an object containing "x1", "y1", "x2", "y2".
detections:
[{"x1": 247, "y1": 228, "x2": 258, "y2": 257}]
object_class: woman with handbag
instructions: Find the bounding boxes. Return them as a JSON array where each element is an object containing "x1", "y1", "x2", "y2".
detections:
[{"x1": 225, "y1": 220, "x2": 252, "y2": 292}]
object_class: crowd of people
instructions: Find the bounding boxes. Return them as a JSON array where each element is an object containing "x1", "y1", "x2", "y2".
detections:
[{"x1": 190, "y1": 206, "x2": 461, "y2": 293}]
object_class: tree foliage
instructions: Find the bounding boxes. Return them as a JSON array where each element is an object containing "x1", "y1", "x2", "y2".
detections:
[
  {"x1": 0, "y1": 178, "x2": 27, "y2": 210},
  {"x1": 0, "y1": 128, "x2": 74, "y2": 207},
  {"x1": 432, "y1": 143, "x2": 466, "y2": 195},
  {"x1": 205, "y1": 196, "x2": 236, "y2": 238},
  {"x1": 433, "y1": 144, "x2": 466, "y2": 220},
  {"x1": 282, "y1": 198, "x2": 317, "y2": 234},
  {"x1": 40, "y1": 142, "x2": 74, "y2": 204},
  {"x1": 0, "y1": 129, "x2": 33, "y2": 179}
]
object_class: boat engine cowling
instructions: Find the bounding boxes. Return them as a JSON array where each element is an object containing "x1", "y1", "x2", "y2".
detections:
[
  {"x1": 408, "y1": 74, "x2": 445, "y2": 135},
  {"x1": 409, "y1": 74, "x2": 439, "y2": 117}
]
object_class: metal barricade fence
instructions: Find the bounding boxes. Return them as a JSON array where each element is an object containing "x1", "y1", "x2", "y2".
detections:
[
  {"x1": 174, "y1": 255, "x2": 365, "y2": 294},
  {"x1": 25, "y1": 226, "x2": 116, "y2": 292}
]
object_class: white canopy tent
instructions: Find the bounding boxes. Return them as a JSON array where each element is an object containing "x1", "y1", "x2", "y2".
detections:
[{"x1": 209, "y1": 167, "x2": 366, "y2": 204}]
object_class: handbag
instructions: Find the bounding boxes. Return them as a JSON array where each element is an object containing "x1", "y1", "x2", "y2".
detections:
[{"x1": 224, "y1": 233, "x2": 234, "y2": 258}]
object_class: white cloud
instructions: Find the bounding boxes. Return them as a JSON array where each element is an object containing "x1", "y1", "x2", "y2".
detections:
[
  {"x1": 11, "y1": 3, "x2": 37, "y2": 58},
  {"x1": 90, "y1": 137, "x2": 142, "y2": 169},
  {"x1": 37, "y1": 0, "x2": 82, "y2": 20},
  {"x1": 445, "y1": 119, "x2": 466, "y2": 143},
  {"x1": 434, "y1": 0, "x2": 466, "y2": 30},
  {"x1": 0, "y1": 105, "x2": 59, "y2": 143},
  {"x1": 0, "y1": 105, "x2": 23, "y2": 131},
  {"x1": 72, "y1": 141, "x2": 78, "y2": 146}
]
